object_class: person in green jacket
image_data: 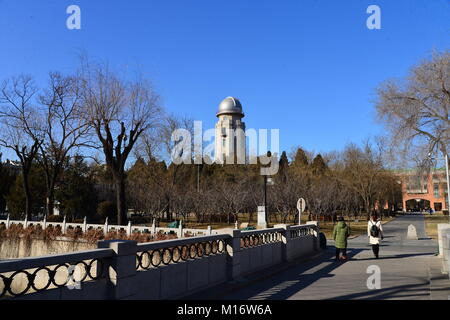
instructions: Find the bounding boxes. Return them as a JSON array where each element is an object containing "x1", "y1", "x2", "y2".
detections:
[{"x1": 332, "y1": 216, "x2": 351, "y2": 261}]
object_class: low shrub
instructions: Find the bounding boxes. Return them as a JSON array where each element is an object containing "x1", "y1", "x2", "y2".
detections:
[{"x1": 46, "y1": 215, "x2": 64, "y2": 222}]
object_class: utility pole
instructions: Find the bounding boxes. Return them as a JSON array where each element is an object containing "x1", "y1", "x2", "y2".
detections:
[
  {"x1": 445, "y1": 154, "x2": 450, "y2": 218},
  {"x1": 197, "y1": 164, "x2": 200, "y2": 192}
]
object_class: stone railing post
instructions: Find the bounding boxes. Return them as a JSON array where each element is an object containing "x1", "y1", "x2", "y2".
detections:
[
  {"x1": 83, "y1": 216, "x2": 88, "y2": 233},
  {"x1": 98, "y1": 240, "x2": 138, "y2": 300},
  {"x1": 6, "y1": 214, "x2": 10, "y2": 228},
  {"x1": 152, "y1": 219, "x2": 156, "y2": 236},
  {"x1": 62, "y1": 216, "x2": 66, "y2": 233},
  {"x1": 207, "y1": 226, "x2": 212, "y2": 235},
  {"x1": 438, "y1": 224, "x2": 450, "y2": 257},
  {"x1": 178, "y1": 221, "x2": 183, "y2": 238},
  {"x1": 127, "y1": 221, "x2": 132, "y2": 236},
  {"x1": 104, "y1": 217, "x2": 109, "y2": 235},
  {"x1": 307, "y1": 221, "x2": 320, "y2": 251},
  {"x1": 274, "y1": 224, "x2": 290, "y2": 262},
  {"x1": 441, "y1": 231, "x2": 450, "y2": 274},
  {"x1": 24, "y1": 215, "x2": 28, "y2": 228},
  {"x1": 226, "y1": 229, "x2": 242, "y2": 281},
  {"x1": 43, "y1": 215, "x2": 47, "y2": 230}
]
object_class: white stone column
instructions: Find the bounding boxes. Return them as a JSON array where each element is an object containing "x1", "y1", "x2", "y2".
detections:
[
  {"x1": 83, "y1": 216, "x2": 88, "y2": 233},
  {"x1": 226, "y1": 229, "x2": 242, "y2": 281},
  {"x1": 442, "y1": 231, "x2": 450, "y2": 274},
  {"x1": 62, "y1": 216, "x2": 66, "y2": 233},
  {"x1": 6, "y1": 214, "x2": 10, "y2": 229},
  {"x1": 127, "y1": 221, "x2": 132, "y2": 236},
  {"x1": 438, "y1": 224, "x2": 450, "y2": 257},
  {"x1": 178, "y1": 222, "x2": 183, "y2": 238},
  {"x1": 307, "y1": 221, "x2": 320, "y2": 251},
  {"x1": 151, "y1": 219, "x2": 156, "y2": 236},
  {"x1": 104, "y1": 217, "x2": 109, "y2": 235},
  {"x1": 97, "y1": 240, "x2": 138, "y2": 300},
  {"x1": 274, "y1": 224, "x2": 290, "y2": 262}
]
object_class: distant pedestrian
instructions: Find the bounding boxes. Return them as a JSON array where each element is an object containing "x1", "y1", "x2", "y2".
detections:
[
  {"x1": 332, "y1": 216, "x2": 350, "y2": 262},
  {"x1": 429, "y1": 208, "x2": 433, "y2": 215},
  {"x1": 368, "y1": 213, "x2": 384, "y2": 259}
]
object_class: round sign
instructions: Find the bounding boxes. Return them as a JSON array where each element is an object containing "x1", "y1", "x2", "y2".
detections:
[{"x1": 297, "y1": 198, "x2": 306, "y2": 212}]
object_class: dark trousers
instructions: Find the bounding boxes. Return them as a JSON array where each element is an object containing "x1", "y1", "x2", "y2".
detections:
[
  {"x1": 335, "y1": 248, "x2": 347, "y2": 260},
  {"x1": 371, "y1": 244, "x2": 380, "y2": 258}
]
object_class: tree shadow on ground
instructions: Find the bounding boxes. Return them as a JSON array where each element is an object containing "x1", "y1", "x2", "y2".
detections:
[
  {"x1": 219, "y1": 247, "x2": 364, "y2": 300},
  {"x1": 218, "y1": 247, "x2": 438, "y2": 300},
  {"x1": 329, "y1": 282, "x2": 436, "y2": 300},
  {"x1": 353, "y1": 252, "x2": 433, "y2": 261}
]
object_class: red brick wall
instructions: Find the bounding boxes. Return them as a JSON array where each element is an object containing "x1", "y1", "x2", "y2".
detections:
[{"x1": 398, "y1": 172, "x2": 448, "y2": 211}]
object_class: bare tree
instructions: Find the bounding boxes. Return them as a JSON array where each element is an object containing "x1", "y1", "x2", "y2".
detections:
[
  {"x1": 80, "y1": 61, "x2": 162, "y2": 225},
  {"x1": 159, "y1": 115, "x2": 194, "y2": 221},
  {"x1": 0, "y1": 75, "x2": 43, "y2": 219},
  {"x1": 339, "y1": 142, "x2": 385, "y2": 217},
  {"x1": 37, "y1": 72, "x2": 91, "y2": 217},
  {"x1": 375, "y1": 51, "x2": 450, "y2": 163}
]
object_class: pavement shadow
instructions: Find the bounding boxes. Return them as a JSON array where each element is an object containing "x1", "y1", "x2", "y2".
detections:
[
  {"x1": 353, "y1": 252, "x2": 433, "y2": 261},
  {"x1": 330, "y1": 282, "x2": 432, "y2": 300},
  {"x1": 220, "y1": 247, "x2": 364, "y2": 300}
]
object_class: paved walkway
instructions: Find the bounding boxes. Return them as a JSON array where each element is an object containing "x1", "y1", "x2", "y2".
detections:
[{"x1": 216, "y1": 214, "x2": 449, "y2": 300}]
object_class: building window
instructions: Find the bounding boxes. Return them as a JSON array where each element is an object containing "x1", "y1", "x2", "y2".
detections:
[{"x1": 434, "y1": 183, "x2": 440, "y2": 198}]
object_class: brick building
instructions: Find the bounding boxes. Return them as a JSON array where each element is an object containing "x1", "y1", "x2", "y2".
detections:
[{"x1": 397, "y1": 168, "x2": 449, "y2": 212}]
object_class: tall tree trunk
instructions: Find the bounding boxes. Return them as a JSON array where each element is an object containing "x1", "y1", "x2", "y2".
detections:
[
  {"x1": 21, "y1": 169, "x2": 32, "y2": 220},
  {"x1": 115, "y1": 176, "x2": 127, "y2": 225},
  {"x1": 46, "y1": 189, "x2": 55, "y2": 217}
]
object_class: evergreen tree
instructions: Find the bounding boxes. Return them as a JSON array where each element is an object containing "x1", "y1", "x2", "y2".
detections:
[
  {"x1": 6, "y1": 166, "x2": 46, "y2": 218},
  {"x1": 55, "y1": 156, "x2": 98, "y2": 221},
  {"x1": 292, "y1": 148, "x2": 309, "y2": 168},
  {"x1": 278, "y1": 151, "x2": 289, "y2": 182},
  {"x1": 0, "y1": 160, "x2": 16, "y2": 213},
  {"x1": 311, "y1": 154, "x2": 327, "y2": 175}
]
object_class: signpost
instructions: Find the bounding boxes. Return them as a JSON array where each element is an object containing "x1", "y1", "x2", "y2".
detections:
[{"x1": 297, "y1": 198, "x2": 306, "y2": 225}]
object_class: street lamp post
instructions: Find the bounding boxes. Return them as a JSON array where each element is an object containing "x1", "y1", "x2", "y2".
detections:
[
  {"x1": 445, "y1": 154, "x2": 450, "y2": 214},
  {"x1": 262, "y1": 151, "x2": 274, "y2": 225},
  {"x1": 428, "y1": 153, "x2": 450, "y2": 216},
  {"x1": 263, "y1": 175, "x2": 267, "y2": 222}
]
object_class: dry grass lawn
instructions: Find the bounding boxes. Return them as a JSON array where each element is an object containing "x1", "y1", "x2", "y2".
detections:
[
  {"x1": 320, "y1": 217, "x2": 394, "y2": 240},
  {"x1": 424, "y1": 212, "x2": 450, "y2": 239}
]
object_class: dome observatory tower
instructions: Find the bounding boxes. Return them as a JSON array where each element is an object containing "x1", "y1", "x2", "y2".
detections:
[{"x1": 215, "y1": 97, "x2": 246, "y2": 163}]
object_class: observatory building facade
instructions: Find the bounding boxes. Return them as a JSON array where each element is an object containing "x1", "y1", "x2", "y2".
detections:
[{"x1": 215, "y1": 97, "x2": 246, "y2": 163}]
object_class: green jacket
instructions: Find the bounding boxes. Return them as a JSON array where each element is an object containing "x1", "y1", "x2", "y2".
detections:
[{"x1": 332, "y1": 221, "x2": 350, "y2": 249}]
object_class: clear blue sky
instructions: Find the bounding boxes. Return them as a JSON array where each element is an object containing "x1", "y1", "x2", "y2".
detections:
[{"x1": 0, "y1": 0, "x2": 449, "y2": 159}]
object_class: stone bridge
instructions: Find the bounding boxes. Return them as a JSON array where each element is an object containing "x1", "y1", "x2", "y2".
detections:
[
  {"x1": 188, "y1": 214, "x2": 450, "y2": 300},
  {"x1": 2, "y1": 215, "x2": 450, "y2": 300},
  {"x1": 0, "y1": 224, "x2": 319, "y2": 299}
]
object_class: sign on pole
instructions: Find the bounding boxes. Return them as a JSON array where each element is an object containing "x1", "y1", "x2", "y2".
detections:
[{"x1": 297, "y1": 198, "x2": 306, "y2": 225}]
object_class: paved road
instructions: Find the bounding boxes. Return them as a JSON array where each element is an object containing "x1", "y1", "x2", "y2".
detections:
[{"x1": 218, "y1": 214, "x2": 449, "y2": 300}]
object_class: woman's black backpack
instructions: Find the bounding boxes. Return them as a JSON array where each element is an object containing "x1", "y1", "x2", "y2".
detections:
[{"x1": 370, "y1": 221, "x2": 379, "y2": 237}]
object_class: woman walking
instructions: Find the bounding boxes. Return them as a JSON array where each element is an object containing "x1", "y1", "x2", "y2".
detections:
[
  {"x1": 368, "y1": 213, "x2": 384, "y2": 259},
  {"x1": 332, "y1": 216, "x2": 350, "y2": 261}
]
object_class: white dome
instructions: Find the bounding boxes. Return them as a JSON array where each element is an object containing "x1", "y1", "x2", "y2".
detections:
[{"x1": 216, "y1": 97, "x2": 244, "y2": 117}]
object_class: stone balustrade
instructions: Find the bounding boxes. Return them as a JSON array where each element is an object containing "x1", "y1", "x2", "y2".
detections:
[
  {"x1": 0, "y1": 215, "x2": 216, "y2": 238},
  {"x1": 0, "y1": 223, "x2": 321, "y2": 300},
  {"x1": 438, "y1": 224, "x2": 450, "y2": 277}
]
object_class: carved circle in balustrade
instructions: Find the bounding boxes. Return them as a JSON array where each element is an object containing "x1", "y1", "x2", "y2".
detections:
[
  {"x1": 0, "y1": 259, "x2": 103, "y2": 298},
  {"x1": 135, "y1": 239, "x2": 226, "y2": 270}
]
